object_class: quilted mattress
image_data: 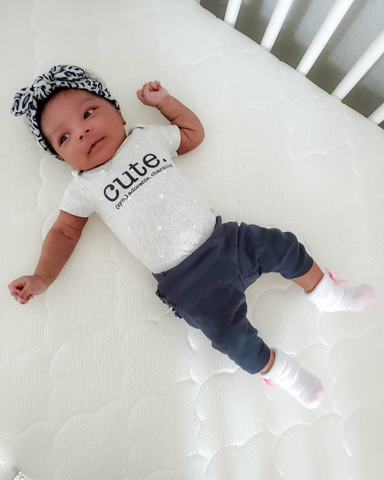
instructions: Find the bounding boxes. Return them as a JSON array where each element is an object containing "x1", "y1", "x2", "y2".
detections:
[{"x1": 1, "y1": 0, "x2": 384, "y2": 479}]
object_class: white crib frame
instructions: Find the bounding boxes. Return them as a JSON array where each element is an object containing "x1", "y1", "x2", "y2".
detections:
[{"x1": 202, "y1": 0, "x2": 384, "y2": 125}]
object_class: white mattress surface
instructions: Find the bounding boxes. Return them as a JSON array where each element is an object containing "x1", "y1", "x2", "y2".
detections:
[{"x1": 1, "y1": 0, "x2": 384, "y2": 479}]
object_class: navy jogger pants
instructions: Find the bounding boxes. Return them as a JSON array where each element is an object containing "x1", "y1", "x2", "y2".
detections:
[{"x1": 153, "y1": 216, "x2": 313, "y2": 374}]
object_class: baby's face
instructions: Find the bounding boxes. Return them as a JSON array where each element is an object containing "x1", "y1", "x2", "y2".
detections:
[{"x1": 41, "y1": 89, "x2": 127, "y2": 170}]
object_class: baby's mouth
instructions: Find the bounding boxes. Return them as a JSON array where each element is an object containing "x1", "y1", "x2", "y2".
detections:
[{"x1": 88, "y1": 137, "x2": 105, "y2": 154}]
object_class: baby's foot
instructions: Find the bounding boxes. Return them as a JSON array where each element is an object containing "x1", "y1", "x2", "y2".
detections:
[
  {"x1": 261, "y1": 349, "x2": 324, "y2": 409},
  {"x1": 306, "y1": 270, "x2": 375, "y2": 313},
  {"x1": 333, "y1": 283, "x2": 375, "y2": 312}
]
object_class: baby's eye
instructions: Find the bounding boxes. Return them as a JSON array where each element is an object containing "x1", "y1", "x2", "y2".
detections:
[
  {"x1": 84, "y1": 108, "x2": 95, "y2": 119},
  {"x1": 59, "y1": 134, "x2": 68, "y2": 145}
]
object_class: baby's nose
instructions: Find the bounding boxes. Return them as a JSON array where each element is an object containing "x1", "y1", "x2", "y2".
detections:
[{"x1": 79, "y1": 129, "x2": 90, "y2": 140}]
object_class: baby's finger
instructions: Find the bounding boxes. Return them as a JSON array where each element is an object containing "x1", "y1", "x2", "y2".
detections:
[
  {"x1": 149, "y1": 81, "x2": 158, "y2": 90},
  {"x1": 8, "y1": 281, "x2": 22, "y2": 292},
  {"x1": 9, "y1": 287, "x2": 21, "y2": 299}
]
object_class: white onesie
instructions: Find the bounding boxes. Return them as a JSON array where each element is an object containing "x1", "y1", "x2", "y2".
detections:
[{"x1": 59, "y1": 124, "x2": 216, "y2": 274}]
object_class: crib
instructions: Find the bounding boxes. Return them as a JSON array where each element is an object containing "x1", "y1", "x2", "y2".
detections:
[
  {"x1": 222, "y1": 0, "x2": 384, "y2": 125},
  {"x1": 1, "y1": 0, "x2": 384, "y2": 479}
]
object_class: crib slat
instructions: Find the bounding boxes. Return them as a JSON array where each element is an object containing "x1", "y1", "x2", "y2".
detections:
[
  {"x1": 224, "y1": 0, "x2": 243, "y2": 28},
  {"x1": 332, "y1": 29, "x2": 384, "y2": 100},
  {"x1": 368, "y1": 103, "x2": 384, "y2": 125},
  {"x1": 297, "y1": 0, "x2": 354, "y2": 76},
  {"x1": 261, "y1": 0, "x2": 295, "y2": 52}
]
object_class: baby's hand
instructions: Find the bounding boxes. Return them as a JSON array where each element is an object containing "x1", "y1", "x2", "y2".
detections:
[
  {"x1": 136, "y1": 81, "x2": 169, "y2": 108},
  {"x1": 8, "y1": 274, "x2": 49, "y2": 305}
]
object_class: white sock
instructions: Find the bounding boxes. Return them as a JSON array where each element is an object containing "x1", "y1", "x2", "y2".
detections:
[
  {"x1": 260, "y1": 349, "x2": 324, "y2": 409},
  {"x1": 305, "y1": 270, "x2": 375, "y2": 313}
]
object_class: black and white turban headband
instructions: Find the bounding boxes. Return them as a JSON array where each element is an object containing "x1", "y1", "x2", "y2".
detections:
[{"x1": 11, "y1": 64, "x2": 121, "y2": 159}]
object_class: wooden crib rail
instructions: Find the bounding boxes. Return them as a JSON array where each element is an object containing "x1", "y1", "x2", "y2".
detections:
[
  {"x1": 297, "y1": 0, "x2": 354, "y2": 76},
  {"x1": 221, "y1": 0, "x2": 384, "y2": 126},
  {"x1": 260, "y1": 0, "x2": 295, "y2": 53},
  {"x1": 332, "y1": 30, "x2": 384, "y2": 121},
  {"x1": 369, "y1": 103, "x2": 384, "y2": 124}
]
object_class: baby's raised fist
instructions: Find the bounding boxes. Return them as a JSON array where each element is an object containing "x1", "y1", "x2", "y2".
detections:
[{"x1": 136, "y1": 81, "x2": 169, "y2": 108}]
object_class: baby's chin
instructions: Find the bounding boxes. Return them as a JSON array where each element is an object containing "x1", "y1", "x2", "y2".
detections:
[{"x1": 62, "y1": 155, "x2": 108, "y2": 172}]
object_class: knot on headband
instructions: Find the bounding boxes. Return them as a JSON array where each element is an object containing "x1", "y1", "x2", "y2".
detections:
[{"x1": 11, "y1": 64, "x2": 121, "y2": 159}]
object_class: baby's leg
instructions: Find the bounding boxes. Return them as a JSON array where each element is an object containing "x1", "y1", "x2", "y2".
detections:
[
  {"x1": 178, "y1": 291, "x2": 324, "y2": 409},
  {"x1": 242, "y1": 225, "x2": 375, "y2": 313},
  {"x1": 291, "y1": 262, "x2": 323, "y2": 293},
  {"x1": 236, "y1": 222, "x2": 371, "y2": 409},
  {"x1": 292, "y1": 262, "x2": 375, "y2": 312}
]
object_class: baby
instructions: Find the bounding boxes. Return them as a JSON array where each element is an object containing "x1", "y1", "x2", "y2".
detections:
[{"x1": 8, "y1": 65, "x2": 375, "y2": 409}]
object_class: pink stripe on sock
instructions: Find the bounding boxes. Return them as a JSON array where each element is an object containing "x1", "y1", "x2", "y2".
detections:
[
  {"x1": 325, "y1": 269, "x2": 347, "y2": 286},
  {"x1": 262, "y1": 378, "x2": 275, "y2": 388}
]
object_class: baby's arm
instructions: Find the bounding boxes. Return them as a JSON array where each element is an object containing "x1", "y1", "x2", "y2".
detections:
[
  {"x1": 137, "y1": 81, "x2": 204, "y2": 155},
  {"x1": 8, "y1": 211, "x2": 88, "y2": 305}
]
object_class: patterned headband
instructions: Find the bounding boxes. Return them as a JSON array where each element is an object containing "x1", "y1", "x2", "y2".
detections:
[{"x1": 11, "y1": 64, "x2": 121, "y2": 160}]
